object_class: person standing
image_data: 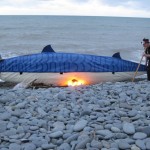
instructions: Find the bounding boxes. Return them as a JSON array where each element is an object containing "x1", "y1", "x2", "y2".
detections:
[{"x1": 143, "y1": 38, "x2": 150, "y2": 81}]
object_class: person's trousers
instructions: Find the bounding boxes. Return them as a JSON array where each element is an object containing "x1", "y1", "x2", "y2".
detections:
[{"x1": 147, "y1": 65, "x2": 150, "y2": 81}]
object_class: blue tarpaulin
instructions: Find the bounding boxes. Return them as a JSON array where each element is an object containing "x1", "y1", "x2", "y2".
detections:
[{"x1": 0, "y1": 53, "x2": 146, "y2": 73}]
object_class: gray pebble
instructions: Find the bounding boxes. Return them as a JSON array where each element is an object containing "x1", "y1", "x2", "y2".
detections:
[
  {"x1": 41, "y1": 143, "x2": 57, "y2": 149},
  {"x1": 96, "y1": 130, "x2": 112, "y2": 137},
  {"x1": 111, "y1": 126, "x2": 120, "y2": 133},
  {"x1": 9, "y1": 143, "x2": 21, "y2": 150},
  {"x1": 22, "y1": 143, "x2": 36, "y2": 150},
  {"x1": 58, "y1": 143, "x2": 71, "y2": 150},
  {"x1": 49, "y1": 131, "x2": 63, "y2": 138},
  {"x1": 0, "y1": 112, "x2": 11, "y2": 120},
  {"x1": 131, "y1": 144, "x2": 141, "y2": 150},
  {"x1": 73, "y1": 119, "x2": 88, "y2": 132},
  {"x1": 91, "y1": 140, "x2": 103, "y2": 149},
  {"x1": 0, "y1": 121, "x2": 7, "y2": 133},
  {"x1": 133, "y1": 132, "x2": 147, "y2": 140},
  {"x1": 146, "y1": 140, "x2": 150, "y2": 150},
  {"x1": 65, "y1": 133, "x2": 79, "y2": 143},
  {"x1": 135, "y1": 140, "x2": 146, "y2": 150},
  {"x1": 75, "y1": 137, "x2": 91, "y2": 150},
  {"x1": 118, "y1": 140, "x2": 131, "y2": 149},
  {"x1": 123, "y1": 122, "x2": 135, "y2": 134}
]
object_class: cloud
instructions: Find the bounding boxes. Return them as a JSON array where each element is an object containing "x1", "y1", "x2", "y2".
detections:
[
  {"x1": 71, "y1": 0, "x2": 90, "y2": 3},
  {"x1": 101, "y1": 0, "x2": 150, "y2": 10},
  {"x1": 0, "y1": 0, "x2": 39, "y2": 7},
  {"x1": 0, "y1": 0, "x2": 149, "y2": 17}
]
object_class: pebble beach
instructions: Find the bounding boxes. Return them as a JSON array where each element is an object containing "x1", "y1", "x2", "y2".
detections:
[{"x1": 0, "y1": 80, "x2": 150, "y2": 150}]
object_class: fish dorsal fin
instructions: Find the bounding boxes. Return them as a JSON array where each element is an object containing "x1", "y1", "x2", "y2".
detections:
[
  {"x1": 42, "y1": 45, "x2": 55, "y2": 53},
  {"x1": 0, "y1": 54, "x2": 4, "y2": 61},
  {"x1": 112, "y1": 52, "x2": 122, "y2": 59}
]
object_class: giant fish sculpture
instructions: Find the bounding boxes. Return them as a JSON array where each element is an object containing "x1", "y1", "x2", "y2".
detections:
[{"x1": 0, "y1": 45, "x2": 146, "y2": 86}]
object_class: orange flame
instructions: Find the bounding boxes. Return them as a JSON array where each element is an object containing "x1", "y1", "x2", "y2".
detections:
[{"x1": 68, "y1": 79, "x2": 85, "y2": 86}]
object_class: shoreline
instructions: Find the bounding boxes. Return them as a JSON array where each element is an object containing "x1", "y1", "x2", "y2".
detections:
[{"x1": 0, "y1": 79, "x2": 150, "y2": 149}]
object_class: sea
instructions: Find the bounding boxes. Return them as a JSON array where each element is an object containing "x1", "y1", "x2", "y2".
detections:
[{"x1": 0, "y1": 15, "x2": 150, "y2": 63}]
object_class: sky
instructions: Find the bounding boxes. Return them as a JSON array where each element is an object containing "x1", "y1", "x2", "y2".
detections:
[{"x1": 0, "y1": 0, "x2": 150, "y2": 18}]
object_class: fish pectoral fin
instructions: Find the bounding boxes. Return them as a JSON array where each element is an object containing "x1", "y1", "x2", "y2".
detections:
[{"x1": 13, "y1": 82, "x2": 30, "y2": 90}]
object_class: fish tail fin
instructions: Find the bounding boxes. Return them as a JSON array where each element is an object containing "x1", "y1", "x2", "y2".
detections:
[
  {"x1": 0, "y1": 55, "x2": 2, "y2": 76},
  {"x1": 0, "y1": 55, "x2": 3, "y2": 79}
]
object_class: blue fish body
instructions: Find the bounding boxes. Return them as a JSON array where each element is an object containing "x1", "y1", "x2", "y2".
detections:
[{"x1": 0, "y1": 53, "x2": 146, "y2": 73}]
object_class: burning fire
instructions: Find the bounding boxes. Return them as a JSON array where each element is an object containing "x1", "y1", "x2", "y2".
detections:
[{"x1": 68, "y1": 79, "x2": 85, "y2": 86}]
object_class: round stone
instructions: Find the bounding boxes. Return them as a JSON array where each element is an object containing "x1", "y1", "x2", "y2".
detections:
[
  {"x1": 9, "y1": 143, "x2": 21, "y2": 150},
  {"x1": 133, "y1": 132, "x2": 147, "y2": 140},
  {"x1": 73, "y1": 119, "x2": 88, "y2": 132},
  {"x1": 118, "y1": 140, "x2": 131, "y2": 149},
  {"x1": 123, "y1": 122, "x2": 135, "y2": 135},
  {"x1": 49, "y1": 131, "x2": 63, "y2": 138}
]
